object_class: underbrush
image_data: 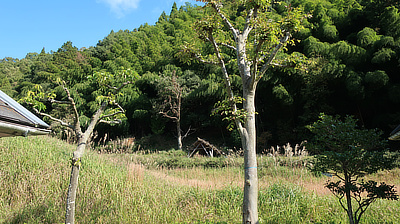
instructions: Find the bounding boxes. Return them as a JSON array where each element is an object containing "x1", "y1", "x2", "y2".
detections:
[
  {"x1": 127, "y1": 149, "x2": 244, "y2": 169},
  {"x1": 117, "y1": 142, "x2": 309, "y2": 170},
  {"x1": 1, "y1": 136, "x2": 399, "y2": 223}
]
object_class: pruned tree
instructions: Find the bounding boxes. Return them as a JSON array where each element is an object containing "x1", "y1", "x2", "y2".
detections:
[
  {"x1": 307, "y1": 114, "x2": 399, "y2": 224},
  {"x1": 156, "y1": 71, "x2": 184, "y2": 149},
  {"x1": 155, "y1": 70, "x2": 195, "y2": 150},
  {"x1": 20, "y1": 69, "x2": 138, "y2": 224},
  {"x1": 179, "y1": 1, "x2": 309, "y2": 223}
]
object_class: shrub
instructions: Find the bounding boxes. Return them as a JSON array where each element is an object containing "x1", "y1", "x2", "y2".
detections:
[{"x1": 306, "y1": 114, "x2": 399, "y2": 224}]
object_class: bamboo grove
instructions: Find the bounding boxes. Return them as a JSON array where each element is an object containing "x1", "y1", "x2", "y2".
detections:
[{"x1": 1, "y1": 0, "x2": 400, "y2": 150}]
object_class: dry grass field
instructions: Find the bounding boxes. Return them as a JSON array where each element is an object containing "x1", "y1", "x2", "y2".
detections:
[{"x1": 1, "y1": 136, "x2": 399, "y2": 223}]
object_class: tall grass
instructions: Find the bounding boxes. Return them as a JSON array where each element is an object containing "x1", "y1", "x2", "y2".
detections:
[
  {"x1": 0, "y1": 136, "x2": 71, "y2": 223},
  {"x1": 1, "y1": 136, "x2": 399, "y2": 223}
]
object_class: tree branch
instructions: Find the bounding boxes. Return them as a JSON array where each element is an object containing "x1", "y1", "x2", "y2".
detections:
[
  {"x1": 202, "y1": 34, "x2": 237, "y2": 52},
  {"x1": 99, "y1": 101, "x2": 125, "y2": 121},
  {"x1": 98, "y1": 81, "x2": 132, "y2": 122},
  {"x1": 219, "y1": 42, "x2": 237, "y2": 51},
  {"x1": 98, "y1": 119, "x2": 122, "y2": 125},
  {"x1": 159, "y1": 111, "x2": 179, "y2": 121},
  {"x1": 180, "y1": 43, "x2": 223, "y2": 65},
  {"x1": 195, "y1": 54, "x2": 220, "y2": 65},
  {"x1": 258, "y1": 32, "x2": 291, "y2": 79},
  {"x1": 338, "y1": 197, "x2": 348, "y2": 213},
  {"x1": 207, "y1": 30, "x2": 244, "y2": 132},
  {"x1": 62, "y1": 85, "x2": 82, "y2": 135},
  {"x1": 210, "y1": 2, "x2": 238, "y2": 40},
  {"x1": 48, "y1": 98, "x2": 72, "y2": 105},
  {"x1": 107, "y1": 81, "x2": 133, "y2": 92},
  {"x1": 355, "y1": 200, "x2": 371, "y2": 224},
  {"x1": 99, "y1": 110, "x2": 124, "y2": 121},
  {"x1": 182, "y1": 125, "x2": 195, "y2": 139},
  {"x1": 74, "y1": 101, "x2": 108, "y2": 158},
  {"x1": 32, "y1": 107, "x2": 74, "y2": 130},
  {"x1": 242, "y1": 7, "x2": 256, "y2": 39}
]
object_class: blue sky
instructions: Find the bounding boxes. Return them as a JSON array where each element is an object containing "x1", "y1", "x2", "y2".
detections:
[{"x1": 0, "y1": 0, "x2": 202, "y2": 59}]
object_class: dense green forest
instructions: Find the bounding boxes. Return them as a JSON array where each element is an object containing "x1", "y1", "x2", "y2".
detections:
[{"x1": 1, "y1": 0, "x2": 400, "y2": 150}]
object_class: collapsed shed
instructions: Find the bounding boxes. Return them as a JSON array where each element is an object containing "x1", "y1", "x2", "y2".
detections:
[{"x1": 188, "y1": 137, "x2": 223, "y2": 157}]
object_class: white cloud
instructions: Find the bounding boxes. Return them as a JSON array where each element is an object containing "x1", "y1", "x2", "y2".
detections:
[{"x1": 98, "y1": 0, "x2": 141, "y2": 18}]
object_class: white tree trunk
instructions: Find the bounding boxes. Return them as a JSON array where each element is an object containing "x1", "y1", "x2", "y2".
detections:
[
  {"x1": 241, "y1": 89, "x2": 259, "y2": 224},
  {"x1": 65, "y1": 142, "x2": 85, "y2": 224},
  {"x1": 177, "y1": 119, "x2": 182, "y2": 150},
  {"x1": 65, "y1": 166, "x2": 79, "y2": 224},
  {"x1": 202, "y1": 4, "x2": 290, "y2": 223}
]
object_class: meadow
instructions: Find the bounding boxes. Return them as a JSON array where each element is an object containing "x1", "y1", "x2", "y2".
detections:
[{"x1": 1, "y1": 136, "x2": 399, "y2": 223}]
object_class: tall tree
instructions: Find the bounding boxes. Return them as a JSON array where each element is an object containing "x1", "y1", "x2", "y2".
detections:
[
  {"x1": 180, "y1": 1, "x2": 308, "y2": 223},
  {"x1": 20, "y1": 69, "x2": 137, "y2": 224}
]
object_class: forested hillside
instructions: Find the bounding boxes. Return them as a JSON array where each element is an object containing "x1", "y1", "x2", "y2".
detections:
[{"x1": 1, "y1": 0, "x2": 399, "y2": 150}]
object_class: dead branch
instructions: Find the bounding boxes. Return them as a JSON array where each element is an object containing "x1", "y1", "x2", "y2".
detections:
[
  {"x1": 182, "y1": 125, "x2": 195, "y2": 139},
  {"x1": 159, "y1": 111, "x2": 179, "y2": 121},
  {"x1": 98, "y1": 119, "x2": 122, "y2": 125},
  {"x1": 32, "y1": 107, "x2": 74, "y2": 130},
  {"x1": 48, "y1": 98, "x2": 72, "y2": 104}
]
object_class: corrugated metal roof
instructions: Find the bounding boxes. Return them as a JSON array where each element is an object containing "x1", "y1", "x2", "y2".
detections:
[
  {"x1": 389, "y1": 124, "x2": 400, "y2": 141},
  {"x1": 0, "y1": 99, "x2": 33, "y2": 125},
  {"x1": 0, "y1": 89, "x2": 49, "y2": 129},
  {"x1": 0, "y1": 89, "x2": 50, "y2": 137}
]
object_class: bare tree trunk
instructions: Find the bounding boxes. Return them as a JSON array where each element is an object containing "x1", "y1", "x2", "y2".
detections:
[
  {"x1": 241, "y1": 89, "x2": 258, "y2": 224},
  {"x1": 177, "y1": 119, "x2": 182, "y2": 150},
  {"x1": 65, "y1": 162, "x2": 80, "y2": 224},
  {"x1": 65, "y1": 141, "x2": 86, "y2": 224},
  {"x1": 345, "y1": 174, "x2": 355, "y2": 224},
  {"x1": 65, "y1": 102, "x2": 107, "y2": 224}
]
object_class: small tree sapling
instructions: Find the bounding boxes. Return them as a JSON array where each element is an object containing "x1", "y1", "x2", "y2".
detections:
[
  {"x1": 307, "y1": 114, "x2": 398, "y2": 224},
  {"x1": 20, "y1": 69, "x2": 138, "y2": 224}
]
